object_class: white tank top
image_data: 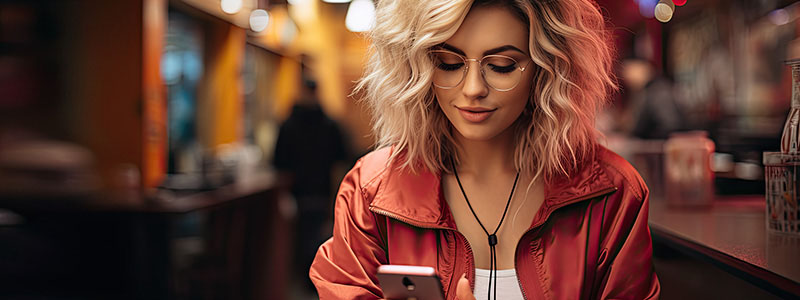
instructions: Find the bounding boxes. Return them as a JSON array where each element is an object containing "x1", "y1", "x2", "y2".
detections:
[{"x1": 473, "y1": 268, "x2": 525, "y2": 300}]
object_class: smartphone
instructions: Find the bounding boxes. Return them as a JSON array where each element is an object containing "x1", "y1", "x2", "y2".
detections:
[{"x1": 377, "y1": 265, "x2": 446, "y2": 300}]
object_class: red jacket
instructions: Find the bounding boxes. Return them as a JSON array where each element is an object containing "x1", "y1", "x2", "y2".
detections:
[{"x1": 310, "y1": 146, "x2": 660, "y2": 299}]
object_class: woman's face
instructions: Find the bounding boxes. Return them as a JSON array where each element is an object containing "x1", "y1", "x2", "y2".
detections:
[{"x1": 433, "y1": 5, "x2": 533, "y2": 143}]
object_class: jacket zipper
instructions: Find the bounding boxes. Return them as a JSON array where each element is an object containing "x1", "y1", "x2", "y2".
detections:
[
  {"x1": 515, "y1": 242, "x2": 533, "y2": 300},
  {"x1": 513, "y1": 186, "x2": 618, "y2": 300},
  {"x1": 369, "y1": 207, "x2": 453, "y2": 231},
  {"x1": 371, "y1": 186, "x2": 617, "y2": 300},
  {"x1": 369, "y1": 206, "x2": 476, "y2": 299}
]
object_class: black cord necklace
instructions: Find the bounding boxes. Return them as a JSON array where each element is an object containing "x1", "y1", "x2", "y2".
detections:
[{"x1": 451, "y1": 160, "x2": 520, "y2": 300}]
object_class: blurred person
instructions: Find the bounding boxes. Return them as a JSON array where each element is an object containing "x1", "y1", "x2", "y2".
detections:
[
  {"x1": 273, "y1": 78, "x2": 347, "y2": 293},
  {"x1": 310, "y1": 0, "x2": 660, "y2": 300},
  {"x1": 620, "y1": 57, "x2": 685, "y2": 139}
]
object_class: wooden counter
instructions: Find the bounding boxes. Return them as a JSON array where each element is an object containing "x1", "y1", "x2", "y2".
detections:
[
  {"x1": 649, "y1": 195, "x2": 800, "y2": 298},
  {"x1": 0, "y1": 171, "x2": 277, "y2": 214},
  {"x1": 0, "y1": 171, "x2": 290, "y2": 300}
]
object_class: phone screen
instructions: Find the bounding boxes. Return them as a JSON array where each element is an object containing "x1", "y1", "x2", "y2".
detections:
[{"x1": 377, "y1": 265, "x2": 446, "y2": 300}]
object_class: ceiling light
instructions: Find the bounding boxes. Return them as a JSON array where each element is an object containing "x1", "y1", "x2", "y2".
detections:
[
  {"x1": 345, "y1": 0, "x2": 375, "y2": 32},
  {"x1": 221, "y1": 0, "x2": 242, "y2": 14},
  {"x1": 654, "y1": 0, "x2": 674, "y2": 23},
  {"x1": 249, "y1": 9, "x2": 270, "y2": 32}
]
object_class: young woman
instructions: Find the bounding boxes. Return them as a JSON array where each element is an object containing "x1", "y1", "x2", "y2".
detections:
[{"x1": 310, "y1": 0, "x2": 660, "y2": 299}]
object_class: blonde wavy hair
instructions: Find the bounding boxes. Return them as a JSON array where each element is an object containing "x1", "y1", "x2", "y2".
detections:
[{"x1": 356, "y1": 0, "x2": 617, "y2": 181}]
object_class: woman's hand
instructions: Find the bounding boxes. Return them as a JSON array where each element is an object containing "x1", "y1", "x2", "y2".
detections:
[{"x1": 455, "y1": 273, "x2": 476, "y2": 300}]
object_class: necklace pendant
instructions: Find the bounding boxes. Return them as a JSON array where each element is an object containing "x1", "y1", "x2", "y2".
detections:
[{"x1": 488, "y1": 234, "x2": 498, "y2": 246}]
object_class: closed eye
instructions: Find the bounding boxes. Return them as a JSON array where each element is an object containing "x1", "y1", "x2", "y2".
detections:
[
  {"x1": 437, "y1": 62, "x2": 464, "y2": 72},
  {"x1": 488, "y1": 63, "x2": 516, "y2": 74}
]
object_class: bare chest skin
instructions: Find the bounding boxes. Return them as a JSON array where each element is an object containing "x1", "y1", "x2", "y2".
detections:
[{"x1": 442, "y1": 173, "x2": 544, "y2": 270}]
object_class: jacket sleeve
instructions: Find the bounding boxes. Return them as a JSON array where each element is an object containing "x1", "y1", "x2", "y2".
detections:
[
  {"x1": 598, "y1": 185, "x2": 661, "y2": 299},
  {"x1": 309, "y1": 159, "x2": 388, "y2": 300}
]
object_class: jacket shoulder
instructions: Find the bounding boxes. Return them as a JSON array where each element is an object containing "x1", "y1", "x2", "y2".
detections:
[
  {"x1": 353, "y1": 147, "x2": 393, "y2": 196},
  {"x1": 595, "y1": 146, "x2": 648, "y2": 202}
]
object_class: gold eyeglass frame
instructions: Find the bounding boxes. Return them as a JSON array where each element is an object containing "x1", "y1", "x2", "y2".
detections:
[{"x1": 430, "y1": 49, "x2": 532, "y2": 92}]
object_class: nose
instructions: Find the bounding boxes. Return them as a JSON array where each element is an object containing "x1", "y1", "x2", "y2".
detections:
[{"x1": 461, "y1": 60, "x2": 488, "y2": 99}]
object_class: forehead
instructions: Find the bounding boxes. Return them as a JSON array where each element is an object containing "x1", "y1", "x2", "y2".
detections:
[{"x1": 445, "y1": 5, "x2": 529, "y2": 56}]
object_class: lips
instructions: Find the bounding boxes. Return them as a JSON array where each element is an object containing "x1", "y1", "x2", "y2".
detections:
[{"x1": 457, "y1": 106, "x2": 496, "y2": 123}]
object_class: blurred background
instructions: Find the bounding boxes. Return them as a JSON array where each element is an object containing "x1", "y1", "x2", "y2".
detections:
[{"x1": 0, "y1": 0, "x2": 799, "y2": 299}]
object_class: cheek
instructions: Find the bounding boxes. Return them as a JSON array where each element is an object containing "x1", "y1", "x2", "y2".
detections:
[
  {"x1": 434, "y1": 89, "x2": 456, "y2": 110},
  {"x1": 507, "y1": 82, "x2": 532, "y2": 110},
  {"x1": 434, "y1": 90, "x2": 444, "y2": 106},
  {"x1": 516, "y1": 74, "x2": 536, "y2": 106}
]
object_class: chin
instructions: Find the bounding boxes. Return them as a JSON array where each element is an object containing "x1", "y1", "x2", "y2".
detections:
[{"x1": 453, "y1": 125, "x2": 502, "y2": 141}]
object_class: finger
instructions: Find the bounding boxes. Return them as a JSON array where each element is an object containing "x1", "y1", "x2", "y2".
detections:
[{"x1": 455, "y1": 273, "x2": 475, "y2": 300}]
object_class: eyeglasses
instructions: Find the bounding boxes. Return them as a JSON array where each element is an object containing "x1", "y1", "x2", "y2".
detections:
[{"x1": 430, "y1": 49, "x2": 531, "y2": 92}]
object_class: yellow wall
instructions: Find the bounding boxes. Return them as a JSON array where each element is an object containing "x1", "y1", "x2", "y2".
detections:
[
  {"x1": 199, "y1": 21, "x2": 246, "y2": 151},
  {"x1": 249, "y1": 6, "x2": 301, "y2": 122},
  {"x1": 62, "y1": 0, "x2": 147, "y2": 187},
  {"x1": 273, "y1": 55, "x2": 301, "y2": 121}
]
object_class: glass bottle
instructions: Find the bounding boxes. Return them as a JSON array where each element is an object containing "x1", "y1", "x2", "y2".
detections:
[
  {"x1": 764, "y1": 59, "x2": 800, "y2": 235},
  {"x1": 780, "y1": 59, "x2": 800, "y2": 154}
]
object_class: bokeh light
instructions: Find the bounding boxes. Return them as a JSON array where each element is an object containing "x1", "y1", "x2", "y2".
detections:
[
  {"x1": 637, "y1": 0, "x2": 658, "y2": 18},
  {"x1": 249, "y1": 9, "x2": 270, "y2": 32},
  {"x1": 220, "y1": 0, "x2": 242, "y2": 14}
]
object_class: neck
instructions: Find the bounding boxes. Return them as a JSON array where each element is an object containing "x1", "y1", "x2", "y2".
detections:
[{"x1": 452, "y1": 126, "x2": 517, "y2": 180}]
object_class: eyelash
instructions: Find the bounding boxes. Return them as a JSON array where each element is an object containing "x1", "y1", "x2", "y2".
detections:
[
  {"x1": 437, "y1": 63, "x2": 464, "y2": 71},
  {"x1": 488, "y1": 64, "x2": 516, "y2": 73},
  {"x1": 436, "y1": 62, "x2": 517, "y2": 73}
]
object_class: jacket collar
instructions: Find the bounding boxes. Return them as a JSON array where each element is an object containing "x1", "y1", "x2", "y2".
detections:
[{"x1": 368, "y1": 150, "x2": 617, "y2": 230}]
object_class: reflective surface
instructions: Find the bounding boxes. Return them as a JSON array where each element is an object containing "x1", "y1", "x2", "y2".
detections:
[{"x1": 649, "y1": 195, "x2": 800, "y2": 296}]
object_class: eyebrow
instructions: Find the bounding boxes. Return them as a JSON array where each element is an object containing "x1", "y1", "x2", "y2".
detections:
[{"x1": 437, "y1": 43, "x2": 526, "y2": 56}]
